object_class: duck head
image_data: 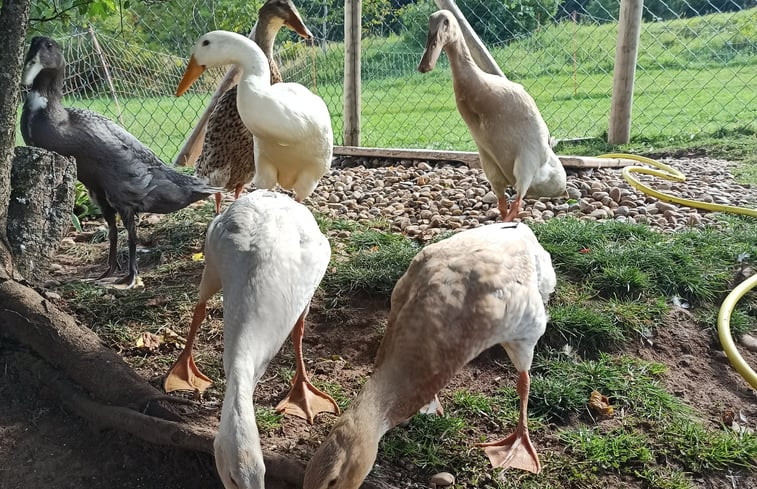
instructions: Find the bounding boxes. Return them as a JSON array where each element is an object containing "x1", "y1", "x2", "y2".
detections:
[
  {"x1": 177, "y1": 31, "x2": 266, "y2": 97},
  {"x1": 418, "y1": 10, "x2": 461, "y2": 73},
  {"x1": 260, "y1": 0, "x2": 313, "y2": 40},
  {"x1": 303, "y1": 415, "x2": 378, "y2": 489},
  {"x1": 213, "y1": 403, "x2": 265, "y2": 489},
  {"x1": 22, "y1": 36, "x2": 64, "y2": 87}
]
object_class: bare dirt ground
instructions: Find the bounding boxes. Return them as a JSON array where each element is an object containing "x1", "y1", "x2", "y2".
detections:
[{"x1": 1, "y1": 156, "x2": 756, "y2": 489}]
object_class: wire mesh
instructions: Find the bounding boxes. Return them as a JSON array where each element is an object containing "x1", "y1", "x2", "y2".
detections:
[{"x1": 23, "y1": 1, "x2": 757, "y2": 159}]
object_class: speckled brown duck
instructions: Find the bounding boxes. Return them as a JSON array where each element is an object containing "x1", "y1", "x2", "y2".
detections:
[{"x1": 194, "y1": 0, "x2": 313, "y2": 213}]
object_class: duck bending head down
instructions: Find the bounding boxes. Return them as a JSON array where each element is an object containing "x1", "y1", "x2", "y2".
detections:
[
  {"x1": 184, "y1": 190, "x2": 334, "y2": 488},
  {"x1": 418, "y1": 10, "x2": 566, "y2": 222},
  {"x1": 177, "y1": 30, "x2": 333, "y2": 203},
  {"x1": 304, "y1": 222, "x2": 556, "y2": 489}
]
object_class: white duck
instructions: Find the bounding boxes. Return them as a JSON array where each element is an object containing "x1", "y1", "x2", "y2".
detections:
[
  {"x1": 177, "y1": 30, "x2": 332, "y2": 202},
  {"x1": 303, "y1": 222, "x2": 556, "y2": 489},
  {"x1": 164, "y1": 190, "x2": 339, "y2": 435},
  {"x1": 193, "y1": 0, "x2": 313, "y2": 214},
  {"x1": 418, "y1": 10, "x2": 566, "y2": 221}
]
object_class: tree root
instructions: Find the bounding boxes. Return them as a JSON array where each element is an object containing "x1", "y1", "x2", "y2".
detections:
[{"x1": 0, "y1": 277, "x2": 397, "y2": 489}]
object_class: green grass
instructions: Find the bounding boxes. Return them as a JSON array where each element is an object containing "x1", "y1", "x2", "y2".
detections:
[
  {"x1": 321, "y1": 228, "x2": 420, "y2": 298},
  {"x1": 15, "y1": 9, "x2": 756, "y2": 166}
]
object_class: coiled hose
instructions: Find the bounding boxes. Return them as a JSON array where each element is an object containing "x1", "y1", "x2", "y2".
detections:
[{"x1": 599, "y1": 153, "x2": 757, "y2": 389}]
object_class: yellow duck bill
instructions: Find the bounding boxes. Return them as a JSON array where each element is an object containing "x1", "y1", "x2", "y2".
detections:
[{"x1": 176, "y1": 55, "x2": 205, "y2": 96}]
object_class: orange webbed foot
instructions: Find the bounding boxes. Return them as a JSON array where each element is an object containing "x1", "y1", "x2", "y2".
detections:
[
  {"x1": 476, "y1": 428, "x2": 541, "y2": 474},
  {"x1": 164, "y1": 352, "x2": 212, "y2": 394},
  {"x1": 275, "y1": 375, "x2": 340, "y2": 424}
]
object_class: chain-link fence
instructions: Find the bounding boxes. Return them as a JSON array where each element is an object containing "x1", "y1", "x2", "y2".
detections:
[{"x1": 23, "y1": 1, "x2": 757, "y2": 161}]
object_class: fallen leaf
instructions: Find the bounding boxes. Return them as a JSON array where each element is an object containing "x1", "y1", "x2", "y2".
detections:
[
  {"x1": 721, "y1": 408, "x2": 736, "y2": 426},
  {"x1": 588, "y1": 390, "x2": 614, "y2": 417},
  {"x1": 192, "y1": 252, "x2": 204, "y2": 262},
  {"x1": 135, "y1": 332, "x2": 162, "y2": 352},
  {"x1": 161, "y1": 327, "x2": 186, "y2": 350}
]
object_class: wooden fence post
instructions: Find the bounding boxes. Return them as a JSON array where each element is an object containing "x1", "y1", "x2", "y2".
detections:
[
  {"x1": 434, "y1": 0, "x2": 505, "y2": 77},
  {"x1": 608, "y1": 0, "x2": 644, "y2": 144},
  {"x1": 343, "y1": 0, "x2": 361, "y2": 146}
]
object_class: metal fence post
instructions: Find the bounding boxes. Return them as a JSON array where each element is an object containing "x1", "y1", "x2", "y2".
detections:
[
  {"x1": 608, "y1": 0, "x2": 644, "y2": 144},
  {"x1": 344, "y1": 0, "x2": 361, "y2": 147}
]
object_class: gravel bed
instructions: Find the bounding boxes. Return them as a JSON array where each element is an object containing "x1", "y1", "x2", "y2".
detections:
[{"x1": 303, "y1": 155, "x2": 757, "y2": 241}]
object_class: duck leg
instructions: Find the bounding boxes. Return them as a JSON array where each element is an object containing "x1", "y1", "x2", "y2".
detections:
[
  {"x1": 275, "y1": 309, "x2": 340, "y2": 424},
  {"x1": 477, "y1": 371, "x2": 540, "y2": 473},
  {"x1": 214, "y1": 192, "x2": 222, "y2": 214},
  {"x1": 112, "y1": 212, "x2": 138, "y2": 288},
  {"x1": 97, "y1": 206, "x2": 120, "y2": 280},
  {"x1": 502, "y1": 195, "x2": 523, "y2": 222},
  {"x1": 233, "y1": 183, "x2": 244, "y2": 200},
  {"x1": 164, "y1": 301, "x2": 213, "y2": 393}
]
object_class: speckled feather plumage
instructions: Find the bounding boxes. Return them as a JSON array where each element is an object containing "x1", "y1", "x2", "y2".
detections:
[{"x1": 193, "y1": 17, "x2": 284, "y2": 193}]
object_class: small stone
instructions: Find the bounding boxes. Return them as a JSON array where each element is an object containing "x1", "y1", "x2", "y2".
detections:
[
  {"x1": 687, "y1": 213, "x2": 702, "y2": 226},
  {"x1": 589, "y1": 208, "x2": 608, "y2": 219},
  {"x1": 417, "y1": 162, "x2": 432, "y2": 171},
  {"x1": 533, "y1": 201, "x2": 547, "y2": 211},
  {"x1": 578, "y1": 199, "x2": 593, "y2": 212},
  {"x1": 567, "y1": 187, "x2": 582, "y2": 200},
  {"x1": 61, "y1": 237, "x2": 76, "y2": 246},
  {"x1": 615, "y1": 205, "x2": 630, "y2": 217},
  {"x1": 656, "y1": 201, "x2": 677, "y2": 213},
  {"x1": 609, "y1": 187, "x2": 622, "y2": 203},
  {"x1": 482, "y1": 191, "x2": 498, "y2": 204},
  {"x1": 430, "y1": 472, "x2": 455, "y2": 488}
]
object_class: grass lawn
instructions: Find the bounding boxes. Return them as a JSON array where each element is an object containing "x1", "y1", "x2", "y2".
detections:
[
  {"x1": 54, "y1": 209, "x2": 757, "y2": 488},
  {"x1": 15, "y1": 9, "x2": 756, "y2": 168}
]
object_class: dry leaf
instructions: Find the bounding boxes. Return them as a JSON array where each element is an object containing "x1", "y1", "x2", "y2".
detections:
[
  {"x1": 721, "y1": 408, "x2": 736, "y2": 426},
  {"x1": 192, "y1": 252, "x2": 205, "y2": 262},
  {"x1": 588, "y1": 390, "x2": 614, "y2": 417},
  {"x1": 161, "y1": 327, "x2": 186, "y2": 350},
  {"x1": 135, "y1": 332, "x2": 162, "y2": 352}
]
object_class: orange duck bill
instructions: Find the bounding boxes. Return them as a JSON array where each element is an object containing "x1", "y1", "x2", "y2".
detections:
[{"x1": 176, "y1": 55, "x2": 206, "y2": 97}]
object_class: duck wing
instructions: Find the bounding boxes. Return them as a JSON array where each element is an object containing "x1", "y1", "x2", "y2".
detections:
[
  {"x1": 194, "y1": 86, "x2": 255, "y2": 190},
  {"x1": 66, "y1": 107, "x2": 220, "y2": 214}
]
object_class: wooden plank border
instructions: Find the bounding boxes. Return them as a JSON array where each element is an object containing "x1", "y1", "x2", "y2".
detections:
[{"x1": 333, "y1": 146, "x2": 634, "y2": 169}]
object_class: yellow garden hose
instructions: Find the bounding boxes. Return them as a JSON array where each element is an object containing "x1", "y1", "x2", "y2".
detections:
[{"x1": 599, "y1": 153, "x2": 757, "y2": 389}]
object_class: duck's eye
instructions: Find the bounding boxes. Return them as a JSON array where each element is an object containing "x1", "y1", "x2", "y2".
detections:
[
  {"x1": 443, "y1": 19, "x2": 449, "y2": 27},
  {"x1": 327, "y1": 478, "x2": 338, "y2": 488},
  {"x1": 202, "y1": 39, "x2": 210, "y2": 46},
  {"x1": 46, "y1": 41, "x2": 53, "y2": 48}
]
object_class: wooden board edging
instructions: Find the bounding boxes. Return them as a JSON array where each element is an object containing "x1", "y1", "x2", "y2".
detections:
[{"x1": 333, "y1": 146, "x2": 635, "y2": 169}]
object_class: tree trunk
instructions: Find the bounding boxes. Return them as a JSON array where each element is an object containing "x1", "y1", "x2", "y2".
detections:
[
  {"x1": 7, "y1": 147, "x2": 77, "y2": 285},
  {"x1": 0, "y1": 0, "x2": 31, "y2": 278}
]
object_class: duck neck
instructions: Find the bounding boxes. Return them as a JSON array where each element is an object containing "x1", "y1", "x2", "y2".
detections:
[
  {"x1": 336, "y1": 377, "x2": 391, "y2": 451},
  {"x1": 232, "y1": 36, "x2": 271, "y2": 88},
  {"x1": 252, "y1": 13, "x2": 284, "y2": 84},
  {"x1": 445, "y1": 36, "x2": 491, "y2": 92},
  {"x1": 27, "y1": 70, "x2": 65, "y2": 115}
]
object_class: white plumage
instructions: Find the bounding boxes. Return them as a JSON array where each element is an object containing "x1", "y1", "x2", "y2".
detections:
[
  {"x1": 178, "y1": 30, "x2": 332, "y2": 202},
  {"x1": 164, "y1": 190, "x2": 338, "y2": 488}
]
